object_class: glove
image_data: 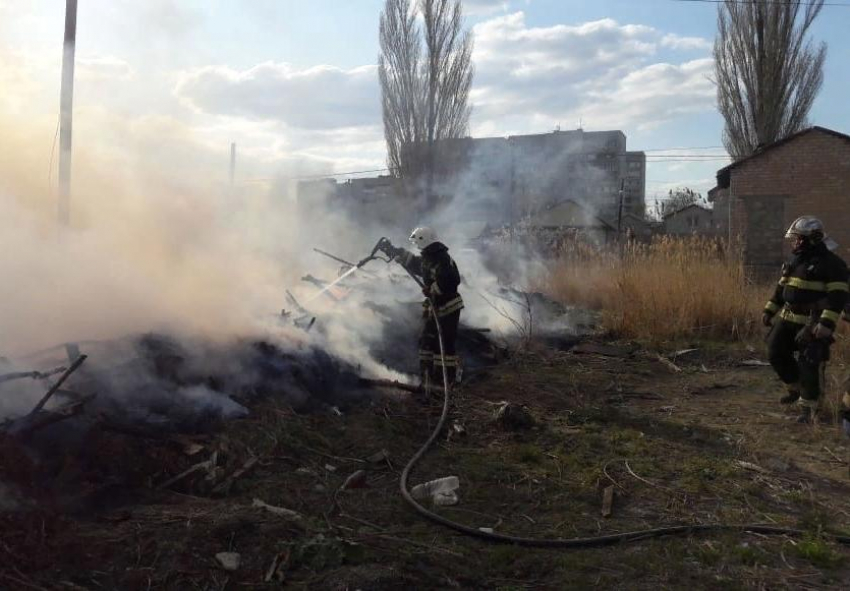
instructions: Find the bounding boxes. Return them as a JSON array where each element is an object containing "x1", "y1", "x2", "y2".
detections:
[
  {"x1": 377, "y1": 239, "x2": 401, "y2": 259},
  {"x1": 802, "y1": 339, "x2": 830, "y2": 365},
  {"x1": 422, "y1": 285, "x2": 432, "y2": 298},
  {"x1": 794, "y1": 326, "x2": 814, "y2": 347},
  {"x1": 813, "y1": 323, "x2": 834, "y2": 340},
  {"x1": 762, "y1": 313, "x2": 774, "y2": 327}
]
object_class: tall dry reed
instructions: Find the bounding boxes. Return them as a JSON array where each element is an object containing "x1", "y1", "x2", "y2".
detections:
[
  {"x1": 541, "y1": 235, "x2": 850, "y2": 414},
  {"x1": 541, "y1": 236, "x2": 764, "y2": 343}
]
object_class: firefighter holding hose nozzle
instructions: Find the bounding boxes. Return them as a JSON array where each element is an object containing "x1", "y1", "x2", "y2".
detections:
[
  {"x1": 377, "y1": 227, "x2": 464, "y2": 389},
  {"x1": 762, "y1": 216, "x2": 849, "y2": 424}
]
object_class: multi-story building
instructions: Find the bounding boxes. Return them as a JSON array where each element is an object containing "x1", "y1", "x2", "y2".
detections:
[
  {"x1": 297, "y1": 128, "x2": 647, "y2": 231},
  {"x1": 433, "y1": 128, "x2": 646, "y2": 226}
]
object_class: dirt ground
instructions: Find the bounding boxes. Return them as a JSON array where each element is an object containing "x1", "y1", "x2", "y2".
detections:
[{"x1": 3, "y1": 340, "x2": 850, "y2": 590}]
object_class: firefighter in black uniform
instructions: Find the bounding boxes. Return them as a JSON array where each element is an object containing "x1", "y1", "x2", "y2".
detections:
[
  {"x1": 762, "y1": 216, "x2": 849, "y2": 423},
  {"x1": 378, "y1": 227, "x2": 464, "y2": 387}
]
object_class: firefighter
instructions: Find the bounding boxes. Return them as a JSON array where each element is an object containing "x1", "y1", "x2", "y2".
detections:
[
  {"x1": 762, "y1": 216, "x2": 849, "y2": 423},
  {"x1": 378, "y1": 227, "x2": 464, "y2": 387}
]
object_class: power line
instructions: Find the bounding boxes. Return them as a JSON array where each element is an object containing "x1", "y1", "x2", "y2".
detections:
[
  {"x1": 642, "y1": 145, "x2": 724, "y2": 152},
  {"x1": 242, "y1": 167, "x2": 391, "y2": 183},
  {"x1": 647, "y1": 179, "x2": 713, "y2": 184},
  {"x1": 669, "y1": 0, "x2": 850, "y2": 6},
  {"x1": 239, "y1": 148, "x2": 732, "y2": 184}
]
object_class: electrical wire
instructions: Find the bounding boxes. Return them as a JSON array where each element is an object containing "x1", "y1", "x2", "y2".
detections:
[
  {"x1": 241, "y1": 167, "x2": 391, "y2": 183},
  {"x1": 240, "y1": 150, "x2": 732, "y2": 184},
  {"x1": 242, "y1": 158, "x2": 728, "y2": 185},
  {"x1": 396, "y1": 275, "x2": 850, "y2": 548},
  {"x1": 669, "y1": 0, "x2": 850, "y2": 6},
  {"x1": 643, "y1": 145, "x2": 724, "y2": 152}
]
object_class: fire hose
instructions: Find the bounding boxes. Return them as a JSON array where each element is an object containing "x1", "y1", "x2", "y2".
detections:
[
  {"x1": 380, "y1": 251, "x2": 850, "y2": 549},
  {"x1": 337, "y1": 238, "x2": 850, "y2": 547}
]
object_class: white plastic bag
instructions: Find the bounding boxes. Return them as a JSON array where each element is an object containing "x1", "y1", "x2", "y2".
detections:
[{"x1": 410, "y1": 475, "x2": 460, "y2": 506}]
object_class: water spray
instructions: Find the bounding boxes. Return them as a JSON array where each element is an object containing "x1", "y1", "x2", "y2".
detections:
[{"x1": 306, "y1": 238, "x2": 393, "y2": 304}]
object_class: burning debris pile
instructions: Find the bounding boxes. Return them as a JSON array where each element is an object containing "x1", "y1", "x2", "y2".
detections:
[{"x1": 0, "y1": 232, "x2": 597, "y2": 589}]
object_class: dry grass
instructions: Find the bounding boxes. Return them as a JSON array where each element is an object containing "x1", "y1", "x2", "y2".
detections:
[
  {"x1": 541, "y1": 236, "x2": 764, "y2": 343},
  {"x1": 540, "y1": 235, "x2": 850, "y2": 406}
]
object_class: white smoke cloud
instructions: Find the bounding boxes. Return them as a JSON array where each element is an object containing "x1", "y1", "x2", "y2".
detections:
[{"x1": 0, "y1": 5, "x2": 719, "y2": 420}]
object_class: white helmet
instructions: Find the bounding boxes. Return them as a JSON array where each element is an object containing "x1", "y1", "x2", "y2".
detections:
[
  {"x1": 785, "y1": 216, "x2": 825, "y2": 242},
  {"x1": 409, "y1": 226, "x2": 438, "y2": 250}
]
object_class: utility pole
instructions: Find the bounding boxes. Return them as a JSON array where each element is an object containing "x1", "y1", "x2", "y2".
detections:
[
  {"x1": 616, "y1": 178, "x2": 625, "y2": 239},
  {"x1": 58, "y1": 0, "x2": 78, "y2": 226},
  {"x1": 616, "y1": 178, "x2": 626, "y2": 255},
  {"x1": 229, "y1": 142, "x2": 236, "y2": 187}
]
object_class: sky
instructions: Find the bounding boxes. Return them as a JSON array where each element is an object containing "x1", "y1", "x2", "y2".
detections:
[{"x1": 2, "y1": 0, "x2": 850, "y2": 210}]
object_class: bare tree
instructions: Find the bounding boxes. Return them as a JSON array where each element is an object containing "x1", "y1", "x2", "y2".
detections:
[
  {"x1": 652, "y1": 187, "x2": 707, "y2": 220},
  {"x1": 379, "y1": 0, "x2": 473, "y2": 201},
  {"x1": 714, "y1": 0, "x2": 826, "y2": 160},
  {"x1": 379, "y1": 0, "x2": 423, "y2": 178}
]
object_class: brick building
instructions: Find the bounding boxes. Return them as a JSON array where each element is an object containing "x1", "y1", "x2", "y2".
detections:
[
  {"x1": 709, "y1": 126, "x2": 850, "y2": 277},
  {"x1": 662, "y1": 204, "x2": 716, "y2": 237}
]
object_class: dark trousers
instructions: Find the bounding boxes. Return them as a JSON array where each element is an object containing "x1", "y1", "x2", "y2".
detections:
[
  {"x1": 419, "y1": 310, "x2": 461, "y2": 383},
  {"x1": 767, "y1": 319, "x2": 826, "y2": 402}
]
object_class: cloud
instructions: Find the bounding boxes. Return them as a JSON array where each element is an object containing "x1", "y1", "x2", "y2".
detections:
[
  {"x1": 77, "y1": 56, "x2": 135, "y2": 82},
  {"x1": 107, "y1": 9, "x2": 719, "y2": 172},
  {"x1": 138, "y1": 0, "x2": 202, "y2": 39},
  {"x1": 660, "y1": 33, "x2": 713, "y2": 51},
  {"x1": 173, "y1": 10, "x2": 716, "y2": 155},
  {"x1": 465, "y1": 0, "x2": 511, "y2": 16},
  {"x1": 471, "y1": 12, "x2": 716, "y2": 132},
  {"x1": 176, "y1": 62, "x2": 380, "y2": 130},
  {"x1": 579, "y1": 59, "x2": 716, "y2": 130}
]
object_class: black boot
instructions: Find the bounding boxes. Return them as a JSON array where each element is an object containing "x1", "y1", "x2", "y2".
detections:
[
  {"x1": 796, "y1": 405, "x2": 818, "y2": 424},
  {"x1": 780, "y1": 385, "x2": 801, "y2": 405}
]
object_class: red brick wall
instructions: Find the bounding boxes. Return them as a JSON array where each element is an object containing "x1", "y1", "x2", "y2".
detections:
[{"x1": 729, "y1": 130, "x2": 850, "y2": 272}]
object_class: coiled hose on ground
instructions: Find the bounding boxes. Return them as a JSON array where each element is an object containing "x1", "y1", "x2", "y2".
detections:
[{"x1": 399, "y1": 298, "x2": 850, "y2": 548}]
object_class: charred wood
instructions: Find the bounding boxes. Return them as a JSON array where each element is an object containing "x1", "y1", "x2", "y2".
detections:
[
  {"x1": 7, "y1": 394, "x2": 96, "y2": 440},
  {"x1": 29, "y1": 355, "x2": 88, "y2": 415},
  {"x1": 0, "y1": 366, "x2": 67, "y2": 385}
]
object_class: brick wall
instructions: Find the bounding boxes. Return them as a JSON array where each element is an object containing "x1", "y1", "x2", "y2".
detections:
[{"x1": 729, "y1": 130, "x2": 850, "y2": 270}]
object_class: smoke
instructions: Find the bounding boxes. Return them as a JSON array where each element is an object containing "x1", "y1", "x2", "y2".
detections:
[
  {"x1": 0, "y1": 36, "x2": 599, "y2": 426},
  {"x1": 0, "y1": 95, "x2": 392, "y2": 421}
]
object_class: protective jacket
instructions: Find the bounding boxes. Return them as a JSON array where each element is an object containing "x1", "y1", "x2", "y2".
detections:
[
  {"x1": 397, "y1": 242, "x2": 464, "y2": 318},
  {"x1": 764, "y1": 242, "x2": 849, "y2": 330}
]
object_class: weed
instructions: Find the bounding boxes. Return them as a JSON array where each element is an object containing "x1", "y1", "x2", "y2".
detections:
[
  {"x1": 793, "y1": 537, "x2": 844, "y2": 569},
  {"x1": 695, "y1": 545, "x2": 722, "y2": 567},
  {"x1": 514, "y1": 443, "x2": 544, "y2": 465},
  {"x1": 731, "y1": 543, "x2": 768, "y2": 566}
]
